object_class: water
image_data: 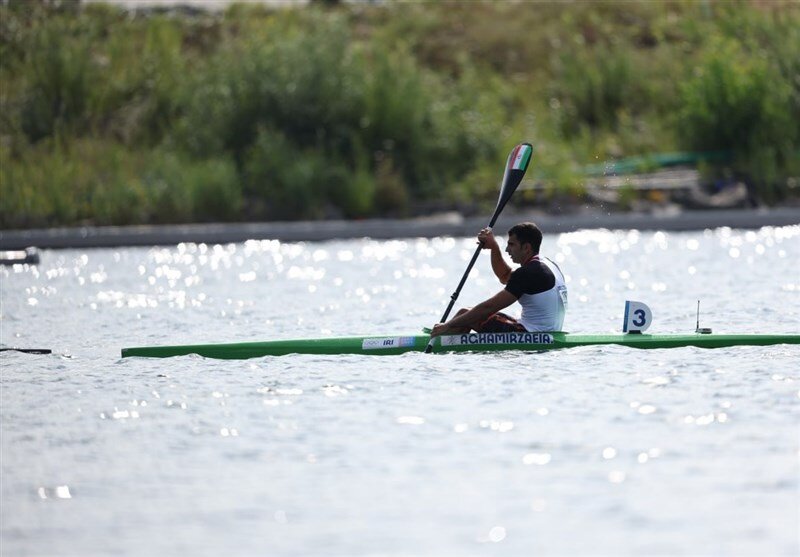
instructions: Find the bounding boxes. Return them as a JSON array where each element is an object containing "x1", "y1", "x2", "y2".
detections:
[{"x1": 1, "y1": 226, "x2": 798, "y2": 556}]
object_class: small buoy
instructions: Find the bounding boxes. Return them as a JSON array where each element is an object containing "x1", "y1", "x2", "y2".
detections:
[{"x1": 0, "y1": 247, "x2": 40, "y2": 265}]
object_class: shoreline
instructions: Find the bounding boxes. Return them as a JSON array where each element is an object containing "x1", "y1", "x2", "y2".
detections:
[{"x1": 2, "y1": 207, "x2": 799, "y2": 250}]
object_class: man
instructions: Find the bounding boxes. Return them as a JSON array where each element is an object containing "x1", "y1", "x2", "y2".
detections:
[{"x1": 430, "y1": 222, "x2": 567, "y2": 337}]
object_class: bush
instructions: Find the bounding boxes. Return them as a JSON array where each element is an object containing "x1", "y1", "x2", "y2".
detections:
[
  {"x1": 18, "y1": 19, "x2": 96, "y2": 143},
  {"x1": 551, "y1": 43, "x2": 636, "y2": 136},
  {"x1": 0, "y1": 139, "x2": 241, "y2": 227},
  {"x1": 677, "y1": 38, "x2": 797, "y2": 201},
  {"x1": 177, "y1": 12, "x2": 500, "y2": 217},
  {"x1": 0, "y1": 138, "x2": 147, "y2": 227},
  {"x1": 142, "y1": 152, "x2": 241, "y2": 223},
  {"x1": 179, "y1": 15, "x2": 368, "y2": 163},
  {"x1": 242, "y1": 127, "x2": 345, "y2": 220}
]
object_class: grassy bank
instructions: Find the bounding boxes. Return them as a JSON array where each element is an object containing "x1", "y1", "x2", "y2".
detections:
[{"x1": 1, "y1": 0, "x2": 798, "y2": 228}]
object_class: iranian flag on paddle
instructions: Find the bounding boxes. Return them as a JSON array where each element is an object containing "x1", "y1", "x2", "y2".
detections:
[
  {"x1": 490, "y1": 141, "x2": 533, "y2": 228},
  {"x1": 510, "y1": 143, "x2": 532, "y2": 170}
]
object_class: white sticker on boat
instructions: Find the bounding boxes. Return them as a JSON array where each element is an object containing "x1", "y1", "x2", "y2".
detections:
[
  {"x1": 362, "y1": 337, "x2": 417, "y2": 350},
  {"x1": 440, "y1": 332, "x2": 554, "y2": 346}
]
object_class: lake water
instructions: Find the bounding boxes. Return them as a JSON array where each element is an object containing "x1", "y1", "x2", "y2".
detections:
[{"x1": 1, "y1": 226, "x2": 798, "y2": 556}]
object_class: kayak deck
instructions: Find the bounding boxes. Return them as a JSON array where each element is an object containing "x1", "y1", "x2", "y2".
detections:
[{"x1": 121, "y1": 331, "x2": 800, "y2": 359}]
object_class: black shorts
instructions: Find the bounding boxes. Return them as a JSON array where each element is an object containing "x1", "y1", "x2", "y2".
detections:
[{"x1": 476, "y1": 312, "x2": 527, "y2": 333}]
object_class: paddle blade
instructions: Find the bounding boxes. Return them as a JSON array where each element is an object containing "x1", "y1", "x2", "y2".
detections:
[
  {"x1": 0, "y1": 348, "x2": 52, "y2": 354},
  {"x1": 489, "y1": 142, "x2": 533, "y2": 227}
]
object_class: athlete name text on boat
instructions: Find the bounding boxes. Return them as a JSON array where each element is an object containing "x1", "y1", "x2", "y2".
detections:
[{"x1": 442, "y1": 332, "x2": 554, "y2": 346}]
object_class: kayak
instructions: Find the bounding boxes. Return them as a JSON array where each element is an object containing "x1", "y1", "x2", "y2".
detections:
[{"x1": 121, "y1": 331, "x2": 800, "y2": 359}]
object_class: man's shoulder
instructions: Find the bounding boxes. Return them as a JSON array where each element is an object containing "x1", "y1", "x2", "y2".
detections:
[
  {"x1": 512, "y1": 260, "x2": 553, "y2": 278},
  {"x1": 507, "y1": 260, "x2": 554, "y2": 293}
]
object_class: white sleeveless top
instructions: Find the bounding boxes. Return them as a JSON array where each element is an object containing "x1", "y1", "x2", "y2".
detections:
[{"x1": 515, "y1": 257, "x2": 568, "y2": 332}]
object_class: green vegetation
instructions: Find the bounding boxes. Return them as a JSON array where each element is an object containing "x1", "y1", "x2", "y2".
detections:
[{"x1": 1, "y1": 0, "x2": 798, "y2": 228}]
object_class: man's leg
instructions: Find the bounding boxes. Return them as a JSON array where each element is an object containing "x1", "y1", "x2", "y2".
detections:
[
  {"x1": 444, "y1": 308, "x2": 476, "y2": 333},
  {"x1": 476, "y1": 312, "x2": 527, "y2": 333}
]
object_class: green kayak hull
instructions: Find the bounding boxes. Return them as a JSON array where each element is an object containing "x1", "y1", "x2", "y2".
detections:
[{"x1": 121, "y1": 331, "x2": 800, "y2": 359}]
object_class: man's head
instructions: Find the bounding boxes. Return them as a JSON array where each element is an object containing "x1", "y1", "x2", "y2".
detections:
[{"x1": 506, "y1": 222, "x2": 542, "y2": 263}]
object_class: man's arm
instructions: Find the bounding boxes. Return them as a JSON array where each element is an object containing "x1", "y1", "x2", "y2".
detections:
[
  {"x1": 430, "y1": 289, "x2": 517, "y2": 337},
  {"x1": 479, "y1": 228, "x2": 512, "y2": 284}
]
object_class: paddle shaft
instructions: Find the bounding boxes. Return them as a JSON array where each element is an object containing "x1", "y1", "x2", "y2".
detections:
[
  {"x1": 432, "y1": 204, "x2": 507, "y2": 326},
  {"x1": 435, "y1": 240, "x2": 485, "y2": 325},
  {"x1": 424, "y1": 217, "x2": 501, "y2": 354}
]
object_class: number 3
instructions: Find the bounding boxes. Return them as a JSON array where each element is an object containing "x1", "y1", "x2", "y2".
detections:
[{"x1": 633, "y1": 309, "x2": 647, "y2": 327}]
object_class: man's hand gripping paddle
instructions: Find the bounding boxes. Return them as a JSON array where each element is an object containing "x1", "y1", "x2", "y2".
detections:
[{"x1": 425, "y1": 142, "x2": 533, "y2": 353}]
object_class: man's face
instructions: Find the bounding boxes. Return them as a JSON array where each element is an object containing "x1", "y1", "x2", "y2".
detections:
[{"x1": 505, "y1": 233, "x2": 530, "y2": 264}]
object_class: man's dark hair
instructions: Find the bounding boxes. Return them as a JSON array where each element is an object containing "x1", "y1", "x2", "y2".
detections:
[{"x1": 507, "y1": 222, "x2": 543, "y2": 254}]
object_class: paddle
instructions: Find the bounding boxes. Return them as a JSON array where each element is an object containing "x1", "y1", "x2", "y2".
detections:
[{"x1": 425, "y1": 142, "x2": 533, "y2": 353}]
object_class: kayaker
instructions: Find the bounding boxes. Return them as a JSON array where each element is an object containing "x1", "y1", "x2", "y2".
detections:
[{"x1": 430, "y1": 222, "x2": 567, "y2": 336}]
